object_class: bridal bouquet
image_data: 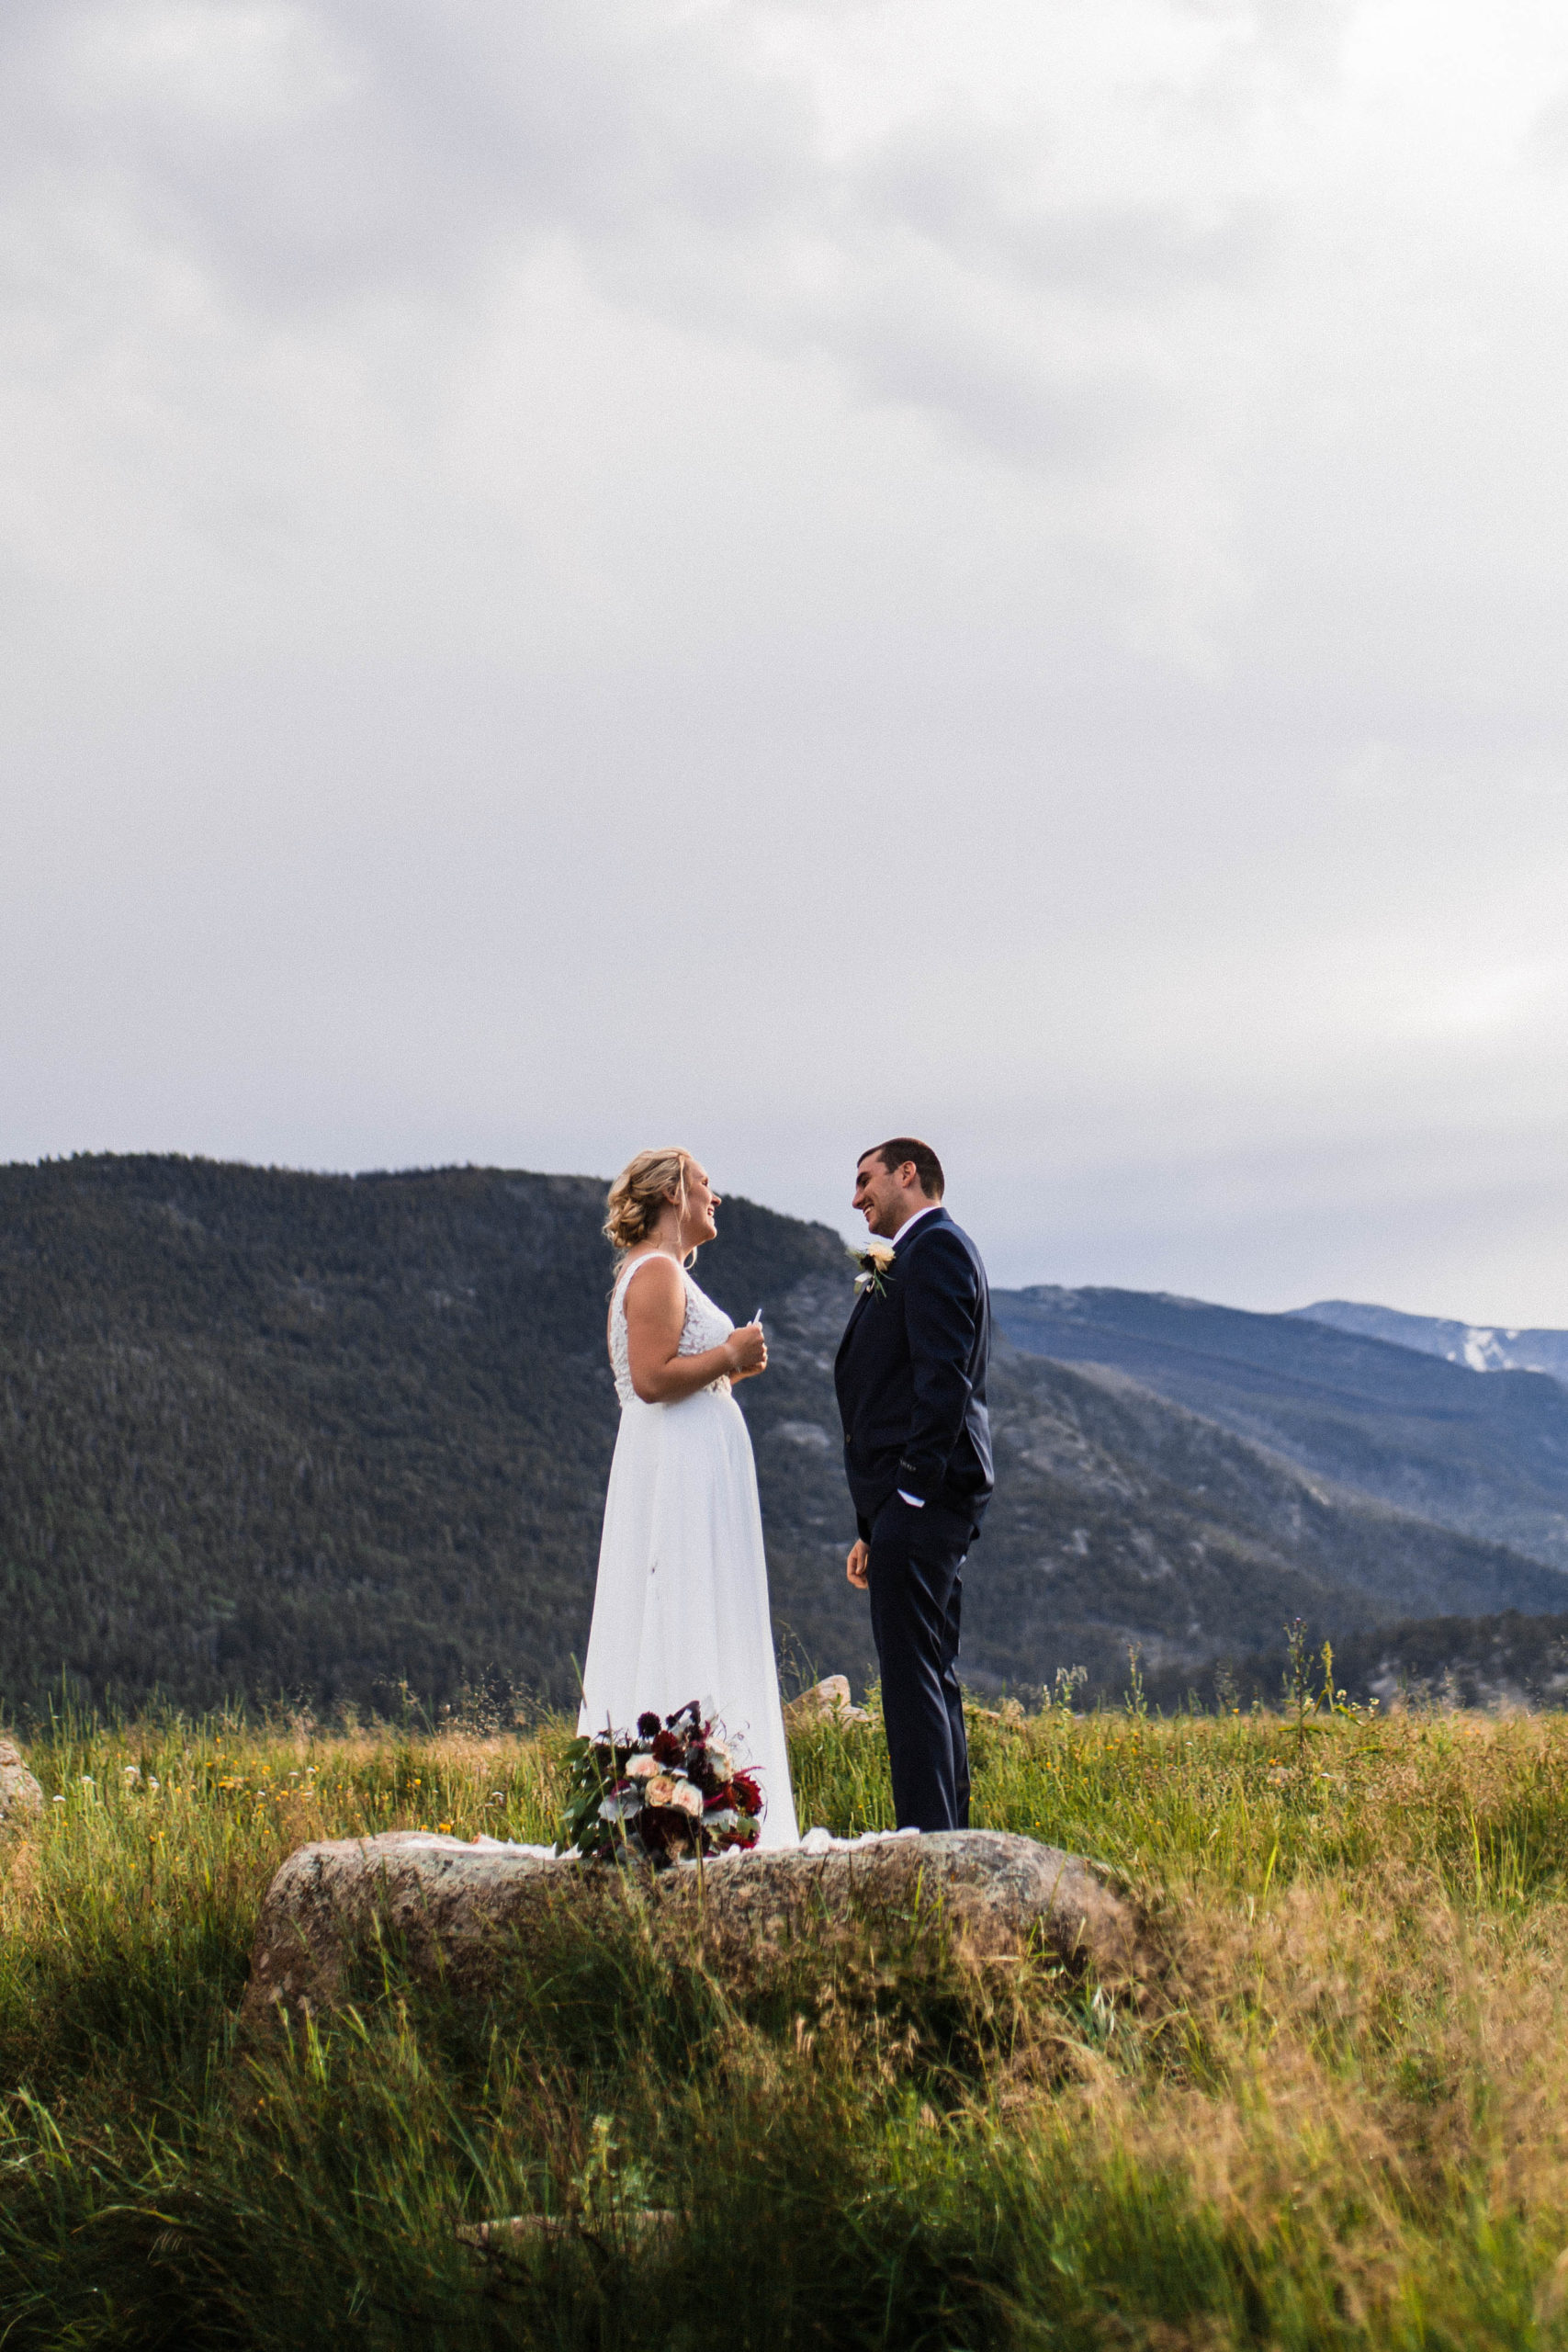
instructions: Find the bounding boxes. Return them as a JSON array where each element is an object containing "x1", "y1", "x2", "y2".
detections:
[{"x1": 558, "y1": 1700, "x2": 764, "y2": 1866}]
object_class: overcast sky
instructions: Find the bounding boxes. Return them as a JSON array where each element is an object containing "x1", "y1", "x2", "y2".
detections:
[{"x1": 4, "y1": 0, "x2": 1568, "y2": 1318}]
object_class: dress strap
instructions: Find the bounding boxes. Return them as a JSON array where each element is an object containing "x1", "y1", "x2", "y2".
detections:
[{"x1": 615, "y1": 1251, "x2": 682, "y2": 1304}]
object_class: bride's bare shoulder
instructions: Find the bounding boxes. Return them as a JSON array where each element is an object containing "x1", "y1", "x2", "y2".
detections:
[{"x1": 618, "y1": 1250, "x2": 685, "y2": 1311}]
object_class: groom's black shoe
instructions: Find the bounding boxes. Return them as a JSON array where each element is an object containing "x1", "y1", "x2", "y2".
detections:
[{"x1": 867, "y1": 1493, "x2": 971, "y2": 1833}]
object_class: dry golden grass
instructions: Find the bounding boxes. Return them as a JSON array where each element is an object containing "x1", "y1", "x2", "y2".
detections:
[{"x1": 5, "y1": 1699, "x2": 1568, "y2": 2346}]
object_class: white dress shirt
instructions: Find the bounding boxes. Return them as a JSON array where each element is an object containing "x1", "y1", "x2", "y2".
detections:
[{"x1": 892, "y1": 1201, "x2": 942, "y2": 1250}]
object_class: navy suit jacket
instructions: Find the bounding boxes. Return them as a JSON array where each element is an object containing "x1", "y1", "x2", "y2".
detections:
[{"x1": 833, "y1": 1206, "x2": 993, "y2": 1541}]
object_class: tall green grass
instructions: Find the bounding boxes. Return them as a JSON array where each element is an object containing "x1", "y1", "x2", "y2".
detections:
[{"x1": 6, "y1": 1700, "x2": 1568, "y2": 2346}]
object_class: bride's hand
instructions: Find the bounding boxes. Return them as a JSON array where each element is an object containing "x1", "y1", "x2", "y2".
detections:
[{"x1": 726, "y1": 1321, "x2": 767, "y2": 1380}]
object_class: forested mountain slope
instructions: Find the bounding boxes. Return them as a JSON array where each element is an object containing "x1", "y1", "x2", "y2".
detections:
[
  {"x1": 3, "y1": 1157, "x2": 1562, "y2": 1714},
  {"x1": 0, "y1": 1156, "x2": 841, "y2": 1715}
]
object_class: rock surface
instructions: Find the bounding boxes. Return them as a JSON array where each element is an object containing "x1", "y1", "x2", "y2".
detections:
[
  {"x1": 242, "y1": 1827, "x2": 1146, "y2": 2035},
  {"x1": 0, "y1": 1740, "x2": 43, "y2": 1826},
  {"x1": 783, "y1": 1675, "x2": 870, "y2": 1728}
]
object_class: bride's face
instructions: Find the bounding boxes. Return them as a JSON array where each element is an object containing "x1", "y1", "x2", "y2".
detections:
[{"x1": 672, "y1": 1160, "x2": 720, "y2": 1250}]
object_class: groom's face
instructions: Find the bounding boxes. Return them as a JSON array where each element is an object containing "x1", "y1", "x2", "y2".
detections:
[{"x1": 853, "y1": 1152, "x2": 920, "y2": 1238}]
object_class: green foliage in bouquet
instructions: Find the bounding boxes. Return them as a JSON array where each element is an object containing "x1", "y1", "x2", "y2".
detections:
[{"x1": 558, "y1": 1701, "x2": 763, "y2": 1866}]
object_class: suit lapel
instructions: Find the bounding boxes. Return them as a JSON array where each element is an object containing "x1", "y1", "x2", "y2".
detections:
[
  {"x1": 843, "y1": 1210, "x2": 943, "y2": 1346},
  {"x1": 892, "y1": 1204, "x2": 951, "y2": 1264},
  {"x1": 841, "y1": 1210, "x2": 945, "y2": 1361},
  {"x1": 838, "y1": 1282, "x2": 874, "y2": 1362}
]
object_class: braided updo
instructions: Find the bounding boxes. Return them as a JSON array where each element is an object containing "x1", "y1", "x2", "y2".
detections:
[{"x1": 604, "y1": 1148, "x2": 694, "y2": 1256}]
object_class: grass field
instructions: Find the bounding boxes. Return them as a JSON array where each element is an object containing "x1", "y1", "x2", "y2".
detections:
[{"x1": 6, "y1": 1690, "x2": 1568, "y2": 2348}]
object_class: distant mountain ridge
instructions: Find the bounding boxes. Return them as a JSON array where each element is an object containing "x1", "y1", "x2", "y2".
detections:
[
  {"x1": 991, "y1": 1284, "x2": 1568, "y2": 1574},
  {"x1": 3, "y1": 1158, "x2": 1565, "y2": 1715},
  {"x1": 1293, "y1": 1299, "x2": 1568, "y2": 1383}
]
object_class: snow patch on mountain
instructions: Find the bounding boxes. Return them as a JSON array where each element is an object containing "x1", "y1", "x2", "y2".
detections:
[{"x1": 1294, "y1": 1301, "x2": 1568, "y2": 1385}]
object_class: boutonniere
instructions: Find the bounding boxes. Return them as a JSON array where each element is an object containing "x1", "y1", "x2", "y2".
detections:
[{"x1": 850, "y1": 1237, "x2": 896, "y2": 1299}]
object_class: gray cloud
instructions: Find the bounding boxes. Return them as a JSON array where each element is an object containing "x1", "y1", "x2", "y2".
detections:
[
  {"x1": 4, "y1": 0, "x2": 1568, "y2": 1323},
  {"x1": 0, "y1": 0, "x2": 1262, "y2": 467}
]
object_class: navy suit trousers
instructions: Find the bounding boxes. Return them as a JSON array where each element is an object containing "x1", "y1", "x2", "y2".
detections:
[{"x1": 867, "y1": 1493, "x2": 971, "y2": 1832}]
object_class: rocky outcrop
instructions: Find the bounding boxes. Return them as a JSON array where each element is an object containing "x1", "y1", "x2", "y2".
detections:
[
  {"x1": 0, "y1": 1740, "x2": 43, "y2": 1826},
  {"x1": 241, "y1": 1828, "x2": 1147, "y2": 2036},
  {"x1": 782, "y1": 1675, "x2": 869, "y2": 1729}
]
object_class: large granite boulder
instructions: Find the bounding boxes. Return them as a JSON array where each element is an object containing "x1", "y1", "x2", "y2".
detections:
[
  {"x1": 242, "y1": 1828, "x2": 1147, "y2": 2036},
  {"x1": 0, "y1": 1740, "x2": 43, "y2": 1828}
]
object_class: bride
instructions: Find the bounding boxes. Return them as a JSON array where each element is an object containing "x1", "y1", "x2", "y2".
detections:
[{"x1": 577, "y1": 1148, "x2": 799, "y2": 1849}]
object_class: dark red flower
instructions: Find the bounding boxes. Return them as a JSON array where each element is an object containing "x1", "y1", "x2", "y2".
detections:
[
  {"x1": 703, "y1": 1785, "x2": 735, "y2": 1813},
  {"x1": 637, "y1": 1712, "x2": 661, "y2": 1739},
  {"x1": 651, "y1": 1729, "x2": 683, "y2": 1765},
  {"x1": 730, "y1": 1772, "x2": 762, "y2": 1815}
]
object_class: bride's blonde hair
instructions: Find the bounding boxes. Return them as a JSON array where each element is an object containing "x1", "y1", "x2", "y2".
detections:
[{"x1": 604, "y1": 1148, "x2": 695, "y2": 1258}]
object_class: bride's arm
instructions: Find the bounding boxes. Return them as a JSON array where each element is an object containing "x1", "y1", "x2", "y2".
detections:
[{"x1": 623, "y1": 1256, "x2": 766, "y2": 1403}]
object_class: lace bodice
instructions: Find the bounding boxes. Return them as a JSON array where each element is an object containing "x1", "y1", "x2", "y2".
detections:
[{"x1": 609, "y1": 1255, "x2": 735, "y2": 1408}]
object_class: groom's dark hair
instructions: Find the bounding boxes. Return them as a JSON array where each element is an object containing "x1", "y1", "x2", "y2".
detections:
[{"x1": 863, "y1": 1136, "x2": 944, "y2": 1199}]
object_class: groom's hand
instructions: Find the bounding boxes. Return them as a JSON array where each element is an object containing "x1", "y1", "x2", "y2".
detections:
[{"x1": 845, "y1": 1539, "x2": 869, "y2": 1589}]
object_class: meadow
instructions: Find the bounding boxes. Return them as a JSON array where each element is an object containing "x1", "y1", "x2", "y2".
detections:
[{"x1": 6, "y1": 1689, "x2": 1568, "y2": 2347}]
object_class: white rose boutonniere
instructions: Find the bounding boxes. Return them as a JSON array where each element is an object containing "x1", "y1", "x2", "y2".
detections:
[{"x1": 850, "y1": 1236, "x2": 897, "y2": 1299}]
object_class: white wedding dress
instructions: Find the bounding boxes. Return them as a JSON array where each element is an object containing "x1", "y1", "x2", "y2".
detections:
[{"x1": 577, "y1": 1252, "x2": 799, "y2": 1850}]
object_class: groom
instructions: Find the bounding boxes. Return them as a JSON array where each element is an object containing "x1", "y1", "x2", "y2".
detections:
[{"x1": 834, "y1": 1137, "x2": 993, "y2": 1833}]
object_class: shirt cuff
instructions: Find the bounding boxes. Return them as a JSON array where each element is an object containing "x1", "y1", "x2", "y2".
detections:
[{"x1": 897, "y1": 1489, "x2": 925, "y2": 1509}]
